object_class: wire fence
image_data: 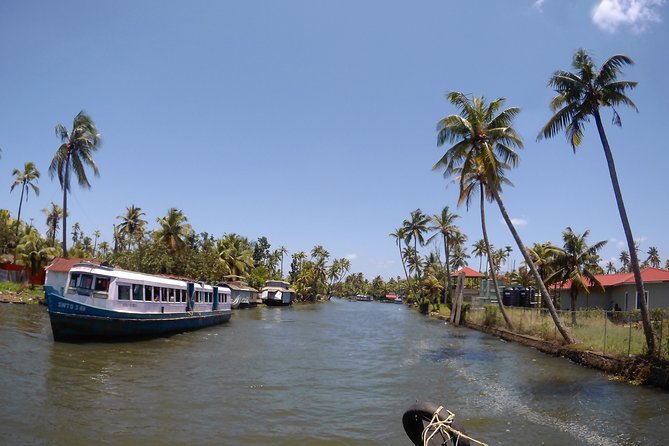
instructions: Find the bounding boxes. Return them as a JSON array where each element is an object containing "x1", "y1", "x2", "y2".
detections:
[{"x1": 467, "y1": 306, "x2": 669, "y2": 359}]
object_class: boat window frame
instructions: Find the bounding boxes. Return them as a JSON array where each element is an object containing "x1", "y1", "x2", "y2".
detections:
[
  {"x1": 132, "y1": 284, "x2": 143, "y2": 301},
  {"x1": 118, "y1": 284, "x2": 131, "y2": 300}
]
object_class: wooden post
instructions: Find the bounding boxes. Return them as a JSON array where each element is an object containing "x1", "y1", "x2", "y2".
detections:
[{"x1": 452, "y1": 271, "x2": 466, "y2": 326}]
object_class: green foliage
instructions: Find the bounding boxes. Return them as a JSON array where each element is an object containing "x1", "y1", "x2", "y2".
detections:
[{"x1": 483, "y1": 305, "x2": 500, "y2": 327}]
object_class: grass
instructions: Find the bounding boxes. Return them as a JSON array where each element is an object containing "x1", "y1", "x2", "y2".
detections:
[
  {"x1": 467, "y1": 306, "x2": 669, "y2": 359},
  {"x1": 0, "y1": 281, "x2": 44, "y2": 303}
]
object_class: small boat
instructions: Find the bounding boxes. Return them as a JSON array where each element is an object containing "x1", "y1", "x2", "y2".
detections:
[
  {"x1": 394, "y1": 297, "x2": 403, "y2": 304},
  {"x1": 261, "y1": 280, "x2": 295, "y2": 306},
  {"x1": 402, "y1": 402, "x2": 486, "y2": 446},
  {"x1": 45, "y1": 263, "x2": 232, "y2": 342},
  {"x1": 223, "y1": 277, "x2": 260, "y2": 309}
]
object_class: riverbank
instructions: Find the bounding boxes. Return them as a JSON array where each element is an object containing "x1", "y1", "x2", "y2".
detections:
[
  {"x1": 0, "y1": 282, "x2": 43, "y2": 304},
  {"x1": 429, "y1": 310, "x2": 669, "y2": 390}
]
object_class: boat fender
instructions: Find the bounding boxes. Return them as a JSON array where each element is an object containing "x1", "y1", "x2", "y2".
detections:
[{"x1": 402, "y1": 401, "x2": 470, "y2": 446}]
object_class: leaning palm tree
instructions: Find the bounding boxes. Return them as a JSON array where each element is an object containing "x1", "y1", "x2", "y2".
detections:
[
  {"x1": 539, "y1": 49, "x2": 654, "y2": 353},
  {"x1": 427, "y1": 206, "x2": 461, "y2": 305},
  {"x1": 556, "y1": 227, "x2": 607, "y2": 325},
  {"x1": 154, "y1": 208, "x2": 192, "y2": 256},
  {"x1": 10, "y1": 162, "x2": 40, "y2": 237},
  {"x1": 435, "y1": 92, "x2": 574, "y2": 342},
  {"x1": 50, "y1": 111, "x2": 101, "y2": 257}
]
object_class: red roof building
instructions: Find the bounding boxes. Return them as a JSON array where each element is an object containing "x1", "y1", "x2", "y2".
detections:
[{"x1": 451, "y1": 267, "x2": 484, "y2": 278}]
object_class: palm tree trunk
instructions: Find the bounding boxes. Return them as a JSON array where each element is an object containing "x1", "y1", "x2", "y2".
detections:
[
  {"x1": 443, "y1": 234, "x2": 451, "y2": 306},
  {"x1": 480, "y1": 185, "x2": 513, "y2": 329},
  {"x1": 570, "y1": 287, "x2": 578, "y2": 326},
  {"x1": 15, "y1": 183, "x2": 25, "y2": 237},
  {"x1": 490, "y1": 187, "x2": 574, "y2": 344},
  {"x1": 397, "y1": 241, "x2": 415, "y2": 300},
  {"x1": 594, "y1": 109, "x2": 654, "y2": 354},
  {"x1": 62, "y1": 156, "x2": 70, "y2": 258},
  {"x1": 414, "y1": 238, "x2": 423, "y2": 303}
]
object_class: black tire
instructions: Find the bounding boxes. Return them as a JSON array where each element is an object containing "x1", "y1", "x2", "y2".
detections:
[{"x1": 401, "y1": 402, "x2": 470, "y2": 446}]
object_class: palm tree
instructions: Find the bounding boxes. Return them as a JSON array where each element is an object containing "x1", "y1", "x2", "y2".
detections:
[
  {"x1": 390, "y1": 227, "x2": 415, "y2": 298},
  {"x1": 217, "y1": 233, "x2": 254, "y2": 277},
  {"x1": 98, "y1": 241, "x2": 110, "y2": 256},
  {"x1": 645, "y1": 246, "x2": 660, "y2": 268},
  {"x1": 154, "y1": 208, "x2": 192, "y2": 255},
  {"x1": 50, "y1": 111, "x2": 101, "y2": 257},
  {"x1": 16, "y1": 230, "x2": 56, "y2": 286},
  {"x1": 277, "y1": 246, "x2": 288, "y2": 278},
  {"x1": 93, "y1": 230, "x2": 101, "y2": 256},
  {"x1": 435, "y1": 92, "x2": 573, "y2": 342},
  {"x1": 619, "y1": 250, "x2": 630, "y2": 272},
  {"x1": 117, "y1": 205, "x2": 147, "y2": 250},
  {"x1": 539, "y1": 49, "x2": 654, "y2": 353},
  {"x1": 472, "y1": 239, "x2": 487, "y2": 272},
  {"x1": 427, "y1": 206, "x2": 461, "y2": 305},
  {"x1": 605, "y1": 261, "x2": 617, "y2": 274},
  {"x1": 403, "y1": 209, "x2": 430, "y2": 303},
  {"x1": 556, "y1": 227, "x2": 607, "y2": 324},
  {"x1": 42, "y1": 202, "x2": 64, "y2": 247},
  {"x1": 10, "y1": 162, "x2": 40, "y2": 237}
]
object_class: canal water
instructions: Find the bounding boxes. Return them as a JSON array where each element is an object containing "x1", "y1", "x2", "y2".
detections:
[{"x1": 1, "y1": 299, "x2": 667, "y2": 445}]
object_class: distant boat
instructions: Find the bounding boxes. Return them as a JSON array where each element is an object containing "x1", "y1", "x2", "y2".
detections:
[
  {"x1": 355, "y1": 294, "x2": 373, "y2": 301},
  {"x1": 45, "y1": 263, "x2": 232, "y2": 342},
  {"x1": 394, "y1": 297, "x2": 403, "y2": 304},
  {"x1": 223, "y1": 277, "x2": 260, "y2": 309},
  {"x1": 261, "y1": 280, "x2": 295, "y2": 306}
]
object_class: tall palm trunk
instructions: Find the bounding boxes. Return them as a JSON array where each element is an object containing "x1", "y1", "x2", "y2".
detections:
[
  {"x1": 594, "y1": 110, "x2": 654, "y2": 353},
  {"x1": 15, "y1": 183, "x2": 25, "y2": 237},
  {"x1": 570, "y1": 287, "x2": 578, "y2": 326},
  {"x1": 480, "y1": 185, "x2": 512, "y2": 329},
  {"x1": 62, "y1": 153, "x2": 70, "y2": 258},
  {"x1": 397, "y1": 240, "x2": 415, "y2": 299},
  {"x1": 490, "y1": 187, "x2": 575, "y2": 344},
  {"x1": 443, "y1": 234, "x2": 451, "y2": 306},
  {"x1": 413, "y1": 238, "x2": 423, "y2": 303}
]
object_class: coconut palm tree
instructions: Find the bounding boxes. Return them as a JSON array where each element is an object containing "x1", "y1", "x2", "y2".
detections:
[
  {"x1": 556, "y1": 227, "x2": 607, "y2": 324},
  {"x1": 435, "y1": 92, "x2": 573, "y2": 342},
  {"x1": 117, "y1": 205, "x2": 147, "y2": 250},
  {"x1": 10, "y1": 161, "x2": 41, "y2": 238},
  {"x1": 50, "y1": 111, "x2": 101, "y2": 257},
  {"x1": 154, "y1": 208, "x2": 192, "y2": 255},
  {"x1": 472, "y1": 239, "x2": 486, "y2": 273},
  {"x1": 389, "y1": 227, "x2": 415, "y2": 299},
  {"x1": 619, "y1": 250, "x2": 630, "y2": 272},
  {"x1": 427, "y1": 206, "x2": 461, "y2": 305},
  {"x1": 217, "y1": 233, "x2": 254, "y2": 277},
  {"x1": 645, "y1": 246, "x2": 660, "y2": 268},
  {"x1": 539, "y1": 49, "x2": 654, "y2": 352},
  {"x1": 605, "y1": 261, "x2": 617, "y2": 274},
  {"x1": 93, "y1": 230, "x2": 101, "y2": 256},
  {"x1": 403, "y1": 209, "x2": 430, "y2": 303},
  {"x1": 42, "y1": 202, "x2": 64, "y2": 247},
  {"x1": 16, "y1": 230, "x2": 56, "y2": 286}
]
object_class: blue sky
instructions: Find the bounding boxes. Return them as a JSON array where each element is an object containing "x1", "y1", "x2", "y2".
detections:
[{"x1": 1, "y1": 0, "x2": 667, "y2": 280}]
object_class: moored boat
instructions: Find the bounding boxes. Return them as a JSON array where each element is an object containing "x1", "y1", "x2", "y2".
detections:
[
  {"x1": 261, "y1": 280, "x2": 295, "y2": 306},
  {"x1": 45, "y1": 263, "x2": 232, "y2": 342}
]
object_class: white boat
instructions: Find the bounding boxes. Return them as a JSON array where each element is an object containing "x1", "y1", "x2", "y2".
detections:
[
  {"x1": 45, "y1": 263, "x2": 232, "y2": 342},
  {"x1": 261, "y1": 280, "x2": 295, "y2": 306}
]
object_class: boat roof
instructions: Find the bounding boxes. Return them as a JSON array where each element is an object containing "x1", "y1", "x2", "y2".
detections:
[
  {"x1": 262, "y1": 286, "x2": 296, "y2": 293},
  {"x1": 69, "y1": 263, "x2": 225, "y2": 291}
]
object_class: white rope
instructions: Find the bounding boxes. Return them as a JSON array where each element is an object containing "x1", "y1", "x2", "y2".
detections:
[{"x1": 421, "y1": 405, "x2": 489, "y2": 446}]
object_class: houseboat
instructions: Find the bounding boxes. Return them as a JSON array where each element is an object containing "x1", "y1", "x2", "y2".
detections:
[
  {"x1": 261, "y1": 280, "x2": 295, "y2": 306},
  {"x1": 223, "y1": 276, "x2": 260, "y2": 309},
  {"x1": 45, "y1": 263, "x2": 232, "y2": 342}
]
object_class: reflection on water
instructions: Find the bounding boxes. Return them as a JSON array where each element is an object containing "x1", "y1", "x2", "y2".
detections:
[{"x1": 1, "y1": 301, "x2": 668, "y2": 445}]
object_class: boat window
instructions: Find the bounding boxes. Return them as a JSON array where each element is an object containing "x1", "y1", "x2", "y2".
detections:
[
  {"x1": 69, "y1": 273, "x2": 80, "y2": 289},
  {"x1": 94, "y1": 277, "x2": 110, "y2": 292},
  {"x1": 169, "y1": 289, "x2": 175, "y2": 302},
  {"x1": 161, "y1": 288, "x2": 167, "y2": 302},
  {"x1": 132, "y1": 284, "x2": 143, "y2": 301},
  {"x1": 153, "y1": 287, "x2": 161, "y2": 302},
  {"x1": 78, "y1": 274, "x2": 94, "y2": 290},
  {"x1": 177, "y1": 289, "x2": 184, "y2": 302},
  {"x1": 118, "y1": 285, "x2": 131, "y2": 300},
  {"x1": 145, "y1": 285, "x2": 153, "y2": 301}
]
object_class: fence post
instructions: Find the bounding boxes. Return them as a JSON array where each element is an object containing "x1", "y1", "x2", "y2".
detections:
[
  {"x1": 603, "y1": 310, "x2": 607, "y2": 355},
  {"x1": 628, "y1": 313, "x2": 632, "y2": 356}
]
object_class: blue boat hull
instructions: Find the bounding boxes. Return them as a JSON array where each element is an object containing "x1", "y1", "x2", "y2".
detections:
[{"x1": 46, "y1": 288, "x2": 231, "y2": 342}]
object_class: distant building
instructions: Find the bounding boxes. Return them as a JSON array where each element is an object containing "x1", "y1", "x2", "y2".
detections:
[{"x1": 553, "y1": 267, "x2": 669, "y2": 310}]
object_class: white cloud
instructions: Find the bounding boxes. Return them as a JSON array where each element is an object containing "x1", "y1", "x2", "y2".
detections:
[
  {"x1": 533, "y1": 0, "x2": 546, "y2": 11},
  {"x1": 509, "y1": 218, "x2": 528, "y2": 227},
  {"x1": 345, "y1": 253, "x2": 358, "y2": 261},
  {"x1": 592, "y1": 0, "x2": 665, "y2": 33}
]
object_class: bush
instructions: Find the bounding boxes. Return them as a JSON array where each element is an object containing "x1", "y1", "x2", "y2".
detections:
[{"x1": 483, "y1": 305, "x2": 500, "y2": 327}]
